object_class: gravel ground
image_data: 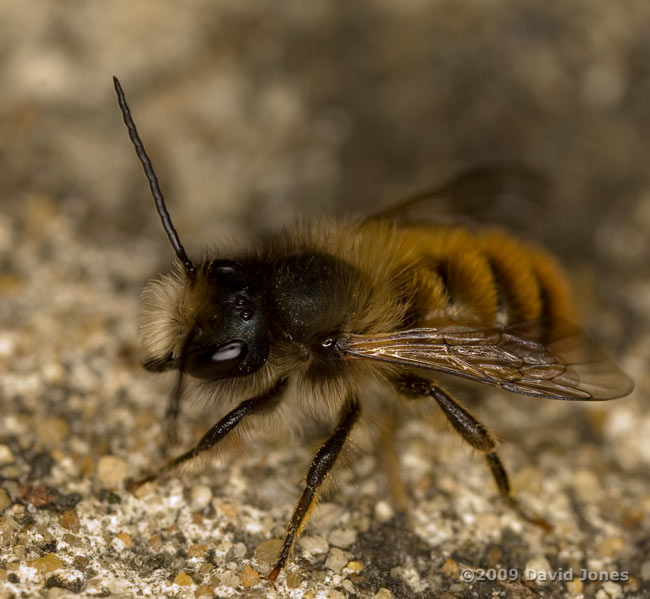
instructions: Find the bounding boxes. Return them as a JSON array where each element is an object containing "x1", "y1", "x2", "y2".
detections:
[{"x1": 2, "y1": 2, "x2": 650, "y2": 598}]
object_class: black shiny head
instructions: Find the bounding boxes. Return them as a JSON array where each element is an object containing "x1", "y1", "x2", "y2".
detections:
[{"x1": 183, "y1": 260, "x2": 270, "y2": 380}]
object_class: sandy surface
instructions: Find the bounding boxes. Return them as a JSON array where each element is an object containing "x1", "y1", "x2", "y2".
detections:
[{"x1": 1, "y1": 2, "x2": 650, "y2": 598}]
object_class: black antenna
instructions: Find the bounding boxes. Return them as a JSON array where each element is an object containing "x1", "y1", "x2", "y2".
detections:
[{"x1": 113, "y1": 76, "x2": 196, "y2": 280}]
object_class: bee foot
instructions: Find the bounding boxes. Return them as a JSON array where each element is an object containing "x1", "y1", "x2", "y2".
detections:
[
  {"x1": 509, "y1": 498, "x2": 553, "y2": 532},
  {"x1": 126, "y1": 474, "x2": 157, "y2": 495},
  {"x1": 266, "y1": 564, "x2": 282, "y2": 584}
]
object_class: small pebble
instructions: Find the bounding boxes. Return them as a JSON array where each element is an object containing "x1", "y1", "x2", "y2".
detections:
[
  {"x1": 375, "y1": 501, "x2": 394, "y2": 522},
  {"x1": 195, "y1": 585, "x2": 214, "y2": 597},
  {"x1": 117, "y1": 532, "x2": 133, "y2": 549},
  {"x1": 233, "y1": 542, "x2": 247, "y2": 558},
  {"x1": 441, "y1": 558, "x2": 460, "y2": 579},
  {"x1": 598, "y1": 537, "x2": 624, "y2": 557},
  {"x1": 190, "y1": 485, "x2": 212, "y2": 511},
  {"x1": 342, "y1": 579, "x2": 355, "y2": 593},
  {"x1": 254, "y1": 538, "x2": 282, "y2": 563},
  {"x1": 0, "y1": 489, "x2": 11, "y2": 511},
  {"x1": 346, "y1": 561, "x2": 364, "y2": 573},
  {"x1": 573, "y1": 470, "x2": 599, "y2": 502},
  {"x1": 524, "y1": 556, "x2": 552, "y2": 584},
  {"x1": 621, "y1": 508, "x2": 644, "y2": 530},
  {"x1": 36, "y1": 525, "x2": 54, "y2": 542},
  {"x1": 133, "y1": 481, "x2": 155, "y2": 498},
  {"x1": 374, "y1": 589, "x2": 394, "y2": 599},
  {"x1": 0, "y1": 446, "x2": 14, "y2": 466},
  {"x1": 22, "y1": 486, "x2": 56, "y2": 508},
  {"x1": 80, "y1": 457, "x2": 94, "y2": 478},
  {"x1": 566, "y1": 578, "x2": 583, "y2": 595},
  {"x1": 46, "y1": 569, "x2": 84, "y2": 592},
  {"x1": 240, "y1": 565, "x2": 260, "y2": 587},
  {"x1": 308, "y1": 503, "x2": 346, "y2": 530},
  {"x1": 148, "y1": 534, "x2": 163, "y2": 552},
  {"x1": 219, "y1": 571, "x2": 240, "y2": 588},
  {"x1": 285, "y1": 572, "x2": 303, "y2": 588},
  {"x1": 188, "y1": 543, "x2": 208, "y2": 558},
  {"x1": 486, "y1": 546, "x2": 502, "y2": 568},
  {"x1": 174, "y1": 571, "x2": 194, "y2": 586},
  {"x1": 327, "y1": 590, "x2": 345, "y2": 599},
  {"x1": 1, "y1": 466, "x2": 20, "y2": 479},
  {"x1": 30, "y1": 554, "x2": 63, "y2": 574},
  {"x1": 7, "y1": 503, "x2": 28, "y2": 523},
  {"x1": 58, "y1": 510, "x2": 80, "y2": 533},
  {"x1": 219, "y1": 503, "x2": 239, "y2": 519},
  {"x1": 73, "y1": 556, "x2": 89, "y2": 571},
  {"x1": 300, "y1": 535, "x2": 329, "y2": 555},
  {"x1": 106, "y1": 576, "x2": 128, "y2": 594},
  {"x1": 326, "y1": 548, "x2": 349, "y2": 573},
  {"x1": 62, "y1": 533, "x2": 81, "y2": 547},
  {"x1": 596, "y1": 582, "x2": 623, "y2": 599},
  {"x1": 329, "y1": 528, "x2": 356, "y2": 548},
  {"x1": 96, "y1": 456, "x2": 127, "y2": 488},
  {"x1": 35, "y1": 418, "x2": 69, "y2": 446}
]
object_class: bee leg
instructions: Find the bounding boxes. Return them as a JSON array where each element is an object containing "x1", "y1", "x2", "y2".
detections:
[
  {"x1": 268, "y1": 397, "x2": 360, "y2": 583},
  {"x1": 377, "y1": 413, "x2": 411, "y2": 525},
  {"x1": 395, "y1": 374, "x2": 551, "y2": 530},
  {"x1": 128, "y1": 377, "x2": 288, "y2": 492},
  {"x1": 163, "y1": 369, "x2": 185, "y2": 450},
  {"x1": 483, "y1": 451, "x2": 552, "y2": 530},
  {"x1": 143, "y1": 354, "x2": 185, "y2": 452}
]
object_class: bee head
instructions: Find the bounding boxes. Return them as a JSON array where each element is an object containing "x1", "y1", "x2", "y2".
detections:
[
  {"x1": 114, "y1": 77, "x2": 270, "y2": 381},
  {"x1": 181, "y1": 260, "x2": 270, "y2": 380}
]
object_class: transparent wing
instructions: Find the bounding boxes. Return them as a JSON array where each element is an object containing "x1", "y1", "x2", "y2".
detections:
[
  {"x1": 366, "y1": 164, "x2": 550, "y2": 231},
  {"x1": 338, "y1": 321, "x2": 633, "y2": 401}
]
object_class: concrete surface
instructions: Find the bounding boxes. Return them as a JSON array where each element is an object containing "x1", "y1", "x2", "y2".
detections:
[{"x1": 1, "y1": 2, "x2": 650, "y2": 598}]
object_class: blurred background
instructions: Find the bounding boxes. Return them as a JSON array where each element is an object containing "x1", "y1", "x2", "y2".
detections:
[
  {"x1": 3, "y1": 0, "x2": 650, "y2": 339},
  {"x1": 2, "y1": 1, "x2": 650, "y2": 597}
]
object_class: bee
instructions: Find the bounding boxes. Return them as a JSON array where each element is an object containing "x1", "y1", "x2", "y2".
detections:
[{"x1": 113, "y1": 77, "x2": 633, "y2": 581}]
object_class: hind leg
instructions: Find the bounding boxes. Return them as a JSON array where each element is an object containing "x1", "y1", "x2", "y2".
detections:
[
  {"x1": 394, "y1": 374, "x2": 550, "y2": 529},
  {"x1": 377, "y1": 412, "x2": 411, "y2": 522}
]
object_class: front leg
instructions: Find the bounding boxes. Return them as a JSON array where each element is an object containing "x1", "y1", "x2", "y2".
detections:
[
  {"x1": 143, "y1": 353, "x2": 185, "y2": 448},
  {"x1": 163, "y1": 369, "x2": 185, "y2": 448},
  {"x1": 129, "y1": 377, "x2": 288, "y2": 490},
  {"x1": 268, "y1": 396, "x2": 360, "y2": 582}
]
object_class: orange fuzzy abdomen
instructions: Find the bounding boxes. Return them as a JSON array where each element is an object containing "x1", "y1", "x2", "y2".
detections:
[{"x1": 392, "y1": 226, "x2": 576, "y2": 329}]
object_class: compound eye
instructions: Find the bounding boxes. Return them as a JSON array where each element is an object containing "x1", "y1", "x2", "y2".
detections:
[{"x1": 184, "y1": 339, "x2": 248, "y2": 380}]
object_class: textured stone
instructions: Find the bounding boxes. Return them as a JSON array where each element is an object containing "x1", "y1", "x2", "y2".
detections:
[
  {"x1": 96, "y1": 456, "x2": 127, "y2": 488},
  {"x1": 173, "y1": 571, "x2": 193, "y2": 586},
  {"x1": 30, "y1": 554, "x2": 63, "y2": 574},
  {"x1": 239, "y1": 565, "x2": 260, "y2": 587}
]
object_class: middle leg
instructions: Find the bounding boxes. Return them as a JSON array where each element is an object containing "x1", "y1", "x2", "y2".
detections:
[{"x1": 268, "y1": 395, "x2": 360, "y2": 582}]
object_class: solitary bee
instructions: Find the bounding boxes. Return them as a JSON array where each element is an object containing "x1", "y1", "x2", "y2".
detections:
[{"x1": 113, "y1": 77, "x2": 633, "y2": 581}]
